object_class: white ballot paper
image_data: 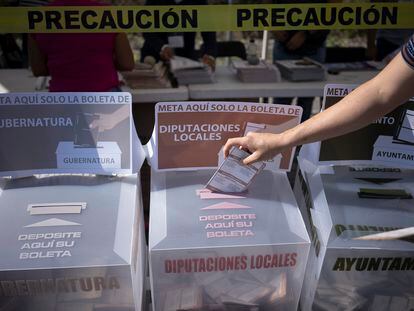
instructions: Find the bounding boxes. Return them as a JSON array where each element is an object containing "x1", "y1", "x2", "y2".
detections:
[{"x1": 206, "y1": 147, "x2": 265, "y2": 193}]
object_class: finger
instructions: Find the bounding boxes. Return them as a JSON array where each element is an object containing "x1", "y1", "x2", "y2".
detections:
[
  {"x1": 223, "y1": 137, "x2": 246, "y2": 157},
  {"x1": 288, "y1": 43, "x2": 297, "y2": 51},
  {"x1": 89, "y1": 121, "x2": 98, "y2": 129},
  {"x1": 243, "y1": 152, "x2": 261, "y2": 165}
]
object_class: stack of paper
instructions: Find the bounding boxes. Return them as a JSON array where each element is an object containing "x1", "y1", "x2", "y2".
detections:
[
  {"x1": 122, "y1": 62, "x2": 171, "y2": 89},
  {"x1": 169, "y1": 56, "x2": 214, "y2": 85},
  {"x1": 232, "y1": 60, "x2": 281, "y2": 83},
  {"x1": 275, "y1": 57, "x2": 326, "y2": 81},
  {"x1": 324, "y1": 61, "x2": 379, "y2": 72}
]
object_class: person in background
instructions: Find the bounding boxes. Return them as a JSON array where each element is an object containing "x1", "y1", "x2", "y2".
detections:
[
  {"x1": 272, "y1": 0, "x2": 329, "y2": 122},
  {"x1": 19, "y1": 0, "x2": 49, "y2": 67},
  {"x1": 224, "y1": 35, "x2": 414, "y2": 165},
  {"x1": 28, "y1": 0, "x2": 134, "y2": 92},
  {"x1": 367, "y1": 29, "x2": 413, "y2": 61},
  {"x1": 366, "y1": 0, "x2": 414, "y2": 61},
  {"x1": 140, "y1": 0, "x2": 217, "y2": 70}
]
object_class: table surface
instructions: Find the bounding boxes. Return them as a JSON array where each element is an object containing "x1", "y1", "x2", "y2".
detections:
[
  {"x1": 0, "y1": 69, "x2": 189, "y2": 103},
  {"x1": 0, "y1": 67, "x2": 378, "y2": 102},
  {"x1": 188, "y1": 66, "x2": 378, "y2": 99}
]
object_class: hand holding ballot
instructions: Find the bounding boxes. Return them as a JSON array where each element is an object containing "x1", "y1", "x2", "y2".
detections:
[
  {"x1": 201, "y1": 54, "x2": 216, "y2": 71},
  {"x1": 160, "y1": 45, "x2": 174, "y2": 61},
  {"x1": 90, "y1": 104, "x2": 130, "y2": 132},
  {"x1": 225, "y1": 36, "x2": 414, "y2": 165},
  {"x1": 224, "y1": 132, "x2": 288, "y2": 166}
]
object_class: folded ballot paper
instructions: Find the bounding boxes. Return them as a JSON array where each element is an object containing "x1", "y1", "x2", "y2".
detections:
[{"x1": 205, "y1": 147, "x2": 265, "y2": 193}]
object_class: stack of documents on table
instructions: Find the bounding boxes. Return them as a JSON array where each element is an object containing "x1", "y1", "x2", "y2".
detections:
[
  {"x1": 169, "y1": 56, "x2": 214, "y2": 85},
  {"x1": 122, "y1": 62, "x2": 172, "y2": 89},
  {"x1": 324, "y1": 61, "x2": 380, "y2": 73},
  {"x1": 232, "y1": 60, "x2": 281, "y2": 83},
  {"x1": 275, "y1": 57, "x2": 326, "y2": 81}
]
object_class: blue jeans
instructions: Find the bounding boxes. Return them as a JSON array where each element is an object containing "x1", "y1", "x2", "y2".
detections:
[{"x1": 273, "y1": 41, "x2": 326, "y2": 122}]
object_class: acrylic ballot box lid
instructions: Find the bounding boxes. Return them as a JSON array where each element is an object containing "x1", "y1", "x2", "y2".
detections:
[
  {"x1": 55, "y1": 141, "x2": 122, "y2": 155},
  {"x1": 314, "y1": 166, "x2": 414, "y2": 251},
  {"x1": 149, "y1": 170, "x2": 310, "y2": 251},
  {"x1": 0, "y1": 174, "x2": 138, "y2": 270}
]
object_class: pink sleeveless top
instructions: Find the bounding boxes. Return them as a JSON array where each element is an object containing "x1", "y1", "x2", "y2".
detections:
[{"x1": 33, "y1": 0, "x2": 119, "y2": 92}]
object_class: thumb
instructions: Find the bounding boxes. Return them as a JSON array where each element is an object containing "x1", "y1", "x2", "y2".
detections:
[
  {"x1": 243, "y1": 151, "x2": 261, "y2": 166},
  {"x1": 89, "y1": 120, "x2": 98, "y2": 129}
]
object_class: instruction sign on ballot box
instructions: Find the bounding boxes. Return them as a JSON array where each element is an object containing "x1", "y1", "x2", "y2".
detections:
[
  {"x1": 149, "y1": 101, "x2": 302, "y2": 171},
  {"x1": 0, "y1": 92, "x2": 145, "y2": 176},
  {"x1": 307, "y1": 84, "x2": 414, "y2": 168}
]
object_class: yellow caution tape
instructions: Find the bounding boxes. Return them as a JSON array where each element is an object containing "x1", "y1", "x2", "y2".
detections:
[{"x1": 0, "y1": 3, "x2": 413, "y2": 33}]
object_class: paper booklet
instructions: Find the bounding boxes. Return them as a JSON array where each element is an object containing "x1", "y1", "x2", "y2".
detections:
[{"x1": 169, "y1": 56, "x2": 205, "y2": 72}]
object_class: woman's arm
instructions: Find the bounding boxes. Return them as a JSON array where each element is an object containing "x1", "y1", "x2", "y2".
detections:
[
  {"x1": 114, "y1": 33, "x2": 135, "y2": 71},
  {"x1": 28, "y1": 35, "x2": 49, "y2": 76},
  {"x1": 224, "y1": 52, "x2": 414, "y2": 165}
]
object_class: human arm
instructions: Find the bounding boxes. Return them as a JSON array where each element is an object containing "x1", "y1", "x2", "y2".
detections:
[
  {"x1": 28, "y1": 35, "x2": 49, "y2": 77},
  {"x1": 200, "y1": 31, "x2": 217, "y2": 70},
  {"x1": 285, "y1": 31, "x2": 307, "y2": 51},
  {"x1": 285, "y1": 30, "x2": 329, "y2": 51},
  {"x1": 224, "y1": 52, "x2": 414, "y2": 164},
  {"x1": 274, "y1": 31, "x2": 289, "y2": 43},
  {"x1": 201, "y1": 54, "x2": 216, "y2": 71},
  {"x1": 141, "y1": 31, "x2": 171, "y2": 63},
  {"x1": 114, "y1": 33, "x2": 134, "y2": 71},
  {"x1": 305, "y1": 30, "x2": 330, "y2": 47}
]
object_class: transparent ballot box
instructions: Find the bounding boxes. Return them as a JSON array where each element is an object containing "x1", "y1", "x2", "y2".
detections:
[
  {"x1": 0, "y1": 174, "x2": 146, "y2": 311},
  {"x1": 149, "y1": 170, "x2": 310, "y2": 311},
  {"x1": 294, "y1": 165, "x2": 414, "y2": 311}
]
